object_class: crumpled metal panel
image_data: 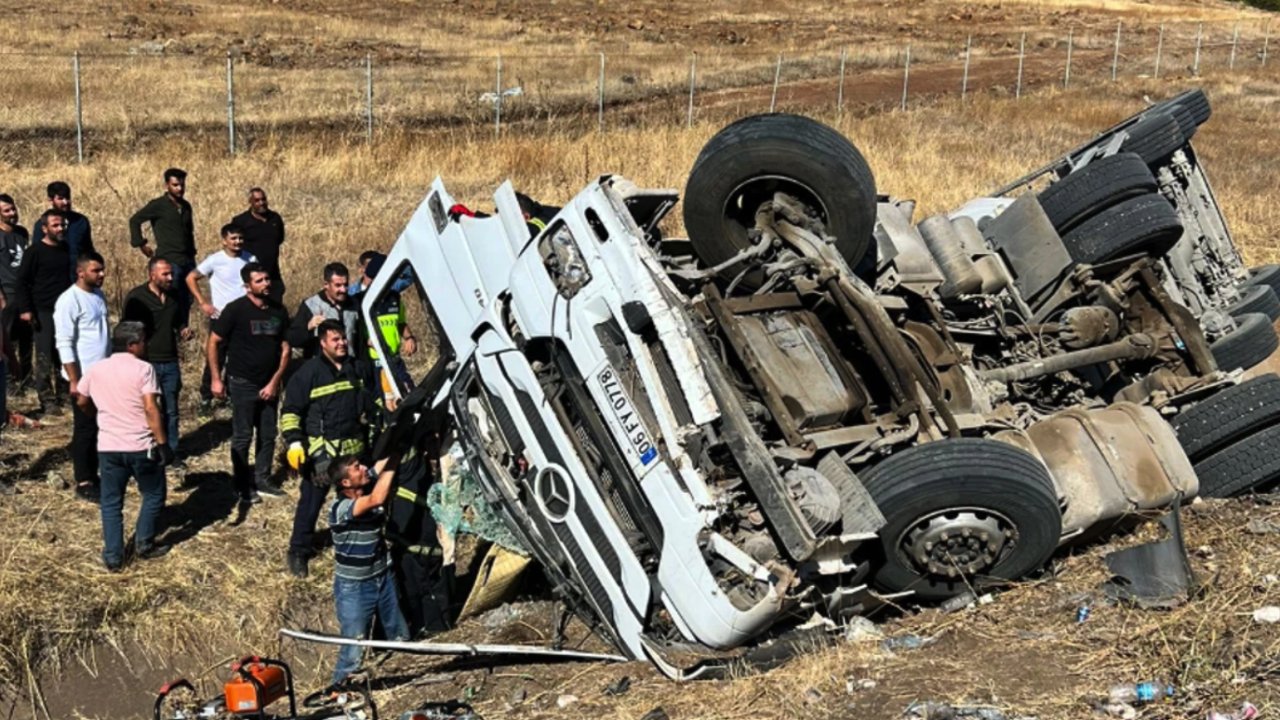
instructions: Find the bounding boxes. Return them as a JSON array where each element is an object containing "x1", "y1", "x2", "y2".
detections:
[{"x1": 1023, "y1": 402, "x2": 1198, "y2": 540}]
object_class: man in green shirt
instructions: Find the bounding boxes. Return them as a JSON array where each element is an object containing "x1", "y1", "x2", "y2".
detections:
[{"x1": 129, "y1": 168, "x2": 196, "y2": 327}]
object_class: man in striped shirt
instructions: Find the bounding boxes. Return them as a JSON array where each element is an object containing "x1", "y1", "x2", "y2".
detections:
[{"x1": 324, "y1": 451, "x2": 409, "y2": 686}]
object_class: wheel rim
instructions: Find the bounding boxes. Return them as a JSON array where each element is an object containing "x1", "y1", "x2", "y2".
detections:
[
  {"x1": 723, "y1": 174, "x2": 829, "y2": 245},
  {"x1": 897, "y1": 506, "x2": 1018, "y2": 579}
]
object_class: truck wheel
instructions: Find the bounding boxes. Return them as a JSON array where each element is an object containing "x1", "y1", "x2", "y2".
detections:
[
  {"x1": 1168, "y1": 88, "x2": 1212, "y2": 127},
  {"x1": 1211, "y1": 313, "x2": 1280, "y2": 372},
  {"x1": 1037, "y1": 153, "x2": 1157, "y2": 234},
  {"x1": 1244, "y1": 265, "x2": 1280, "y2": 303},
  {"x1": 1060, "y1": 193, "x2": 1184, "y2": 264},
  {"x1": 684, "y1": 113, "x2": 877, "y2": 288},
  {"x1": 1227, "y1": 285, "x2": 1280, "y2": 322},
  {"x1": 1121, "y1": 111, "x2": 1185, "y2": 165},
  {"x1": 1194, "y1": 424, "x2": 1280, "y2": 498},
  {"x1": 1172, "y1": 374, "x2": 1280, "y2": 460},
  {"x1": 861, "y1": 438, "x2": 1061, "y2": 602}
]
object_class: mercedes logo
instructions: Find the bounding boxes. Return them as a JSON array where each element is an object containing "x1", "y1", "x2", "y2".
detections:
[{"x1": 535, "y1": 466, "x2": 575, "y2": 523}]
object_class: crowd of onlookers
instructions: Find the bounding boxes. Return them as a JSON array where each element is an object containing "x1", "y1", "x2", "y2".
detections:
[{"x1": 1, "y1": 169, "x2": 454, "y2": 687}]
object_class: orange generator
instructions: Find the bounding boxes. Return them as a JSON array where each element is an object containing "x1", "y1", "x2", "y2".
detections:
[{"x1": 223, "y1": 656, "x2": 292, "y2": 715}]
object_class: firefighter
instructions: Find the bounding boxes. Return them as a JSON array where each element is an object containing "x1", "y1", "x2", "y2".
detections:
[
  {"x1": 281, "y1": 319, "x2": 381, "y2": 578},
  {"x1": 515, "y1": 191, "x2": 560, "y2": 238},
  {"x1": 355, "y1": 252, "x2": 416, "y2": 401},
  {"x1": 386, "y1": 419, "x2": 454, "y2": 637}
]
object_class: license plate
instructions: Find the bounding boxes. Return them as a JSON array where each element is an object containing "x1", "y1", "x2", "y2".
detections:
[{"x1": 597, "y1": 366, "x2": 658, "y2": 466}]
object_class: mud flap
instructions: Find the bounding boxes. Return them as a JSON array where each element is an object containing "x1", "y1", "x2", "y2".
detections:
[{"x1": 1101, "y1": 500, "x2": 1197, "y2": 609}]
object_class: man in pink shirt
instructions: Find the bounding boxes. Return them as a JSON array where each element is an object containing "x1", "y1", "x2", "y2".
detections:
[{"x1": 77, "y1": 321, "x2": 175, "y2": 571}]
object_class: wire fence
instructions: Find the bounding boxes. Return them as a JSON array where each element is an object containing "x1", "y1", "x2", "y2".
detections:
[{"x1": 1, "y1": 17, "x2": 1274, "y2": 161}]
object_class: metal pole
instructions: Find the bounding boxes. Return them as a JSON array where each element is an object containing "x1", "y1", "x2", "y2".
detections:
[
  {"x1": 1016, "y1": 32, "x2": 1026, "y2": 99},
  {"x1": 495, "y1": 55, "x2": 502, "y2": 138},
  {"x1": 1264, "y1": 23, "x2": 1271, "y2": 68},
  {"x1": 73, "y1": 52, "x2": 83, "y2": 164},
  {"x1": 901, "y1": 44, "x2": 910, "y2": 112},
  {"x1": 1155, "y1": 24, "x2": 1164, "y2": 79},
  {"x1": 962, "y1": 34, "x2": 971, "y2": 100},
  {"x1": 226, "y1": 51, "x2": 235, "y2": 155},
  {"x1": 1230, "y1": 23, "x2": 1240, "y2": 70},
  {"x1": 1065, "y1": 28, "x2": 1073, "y2": 88},
  {"x1": 597, "y1": 52, "x2": 605, "y2": 133},
  {"x1": 687, "y1": 53, "x2": 697, "y2": 128},
  {"x1": 837, "y1": 47, "x2": 847, "y2": 113},
  {"x1": 364, "y1": 54, "x2": 373, "y2": 143},
  {"x1": 1112, "y1": 21, "x2": 1121, "y2": 81},
  {"x1": 1194, "y1": 23, "x2": 1202, "y2": 76},
  {"x1": 769, "y1": 53, "x2": 782, "y2": 112}
]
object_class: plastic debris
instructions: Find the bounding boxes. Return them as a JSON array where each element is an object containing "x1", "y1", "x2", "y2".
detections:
[
  {"x1": 7, "y1": 411, "x2": 39, "y2": 429},
  {"x1": 640, "y1": 709, "x2": 669, "y2": 720},
  {"x1": 843, "y1": 616, "x2": 884, "y2": 642},
  {"x1": 1101, "y1": 702, "x2": 1136, "y2": 719},
  {"x1": 881, "y1": 634, "x2": 936, "y2": 652},
  {"x1": 846, "y1": 677, "x2": 878, "y2": 693},
  {"x1": 1206, "y1": 701, "x2": 1259, "y2": 720},
  {"x1": 1076, "y1": 605, "x2": 1091, "y2": 624},
  {"x1": 1246, "y1": 518, "x2": 1280, "y2": 535},
  {"x1": 604, "y1": 676, "x2": 631, "y2": 696},
  {"x1": 1107, "y1": 682, "x2": 1174, "y2": 705},
  {"x1": 555, "y1": 694, "x2": 579, "y2": 709},
  {"x1": 940, "y1": 591, "x2": 977, "y2": 613},
  {"x1": 902, "y1": 701, "x2": 1010, "y2": 719},
  {"x1": 1251, "y1": 606, "x2": 1280, "y2": 624}
]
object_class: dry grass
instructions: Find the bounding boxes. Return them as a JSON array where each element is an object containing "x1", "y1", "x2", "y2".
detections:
[{"x1": 3, "y1": 11, "x2": 1280, "y2": 717}]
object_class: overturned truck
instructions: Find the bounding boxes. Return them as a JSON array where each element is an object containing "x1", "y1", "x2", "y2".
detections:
[{"x1": 362, "y1": 97, "x2": 1274, "y2": 679}]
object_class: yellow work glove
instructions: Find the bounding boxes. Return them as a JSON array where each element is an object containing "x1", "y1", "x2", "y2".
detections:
[{"x1": 287, "y1": 442, "x2": 306, "y2": 471}]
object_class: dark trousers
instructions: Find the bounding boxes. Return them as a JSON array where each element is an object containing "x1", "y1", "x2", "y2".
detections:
[
  {"x1": 199, "y1": 332, "x2": 228, "y2": 403},
  {"x1": 2, "y1": 304, "x2": 32, "y2": 383},
  {"x1": 391, "y1": 546, "x2": 454, "y2": 637},
  {"x1": 32, "y1": 309, "x2": 65, "y2": 405},
  {"x1": 228, "y1": 376, "x2": 278, "y2": 497},
  {"x1": 289, "y1": 464, "x2": 331, "y2": 558},
  {"x1": 152, "y1": 361, "x2": 182, "y2": 455},
  {"x1": 99, "y1": 450, "x2": 166, "y2": 566},
  {"x1": 71, "y1": 400, "x2": 99, "y2": 485},
  {"x1": 170, "y1": 262, "x2": 195, "y2": 331}
]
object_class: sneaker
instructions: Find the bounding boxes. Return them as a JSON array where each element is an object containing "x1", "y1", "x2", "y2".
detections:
[
  {"x1": 287, "y1": 552, "x2": 309, "y2": 579},
  {"x1": 103, "y1": 559, "x2": 123, "y2": 573},
  {"x1": 257, "y1": 481, "x2": 286, "y2": 499},
  {"x1": 136, "y1": 544, "x2": 172, "y2": 561},
  {"x1": 241, "y1": 489, "x2": 262, "y2": 506},
  {"x1": 74, "y1": 482, "x2": 100, "y2": 504}
]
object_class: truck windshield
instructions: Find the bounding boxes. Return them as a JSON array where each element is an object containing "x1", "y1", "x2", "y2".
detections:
[{"x1": 368, "y1": 260, "x2": 450, "y2": 398}]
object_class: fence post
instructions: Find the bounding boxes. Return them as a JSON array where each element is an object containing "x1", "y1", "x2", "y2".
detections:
[
  {"x1": 770, "y1": 53, "x2": 782, "y2": 112},
  {"x1": 1065, "y1": 28, "x2": 1073, "y2": 88},
  {"x1": 1016, "y1": 32, "x2": 1026, "y2": 99},
  {"x1": 364, "y1": 54, "x2": 373, "y2": 144},
  {"x1": 1194, "y1": 23, "x2": 1203, "y2": 76},
  {"x1": 225, "y1": 51, "x2": 235, "y2": 156},
  {"x1": 1155, "y1": 23, "x2": 1165, "y2": 79},
  {"x1": 1111, "y1": 21, "x2": 1121, "y2": 81},
  {"x1": 1264, "y1": 23, "x2": 1271, "y2": 68},
  {"x1": 901, "y1": 44, "x2": 910, "y2": 112},
  {"x1": 72, "y1": 52, "x2": 83, "y2": 164},
  {"x1": 495, "y1": 55, "x2": 502, "y2": 138},
  {"x1": 687, "y1": 52, "x2": 697, "y2": 128},
  {"x1": 598, "y1": 52, "x2": 605, "y2": 133},
  {"x1": 837, "y1": 47, "x2": 847, "y2": 114},
  {"x1": 962, "y1": 34, "x2": 971, "y2": 100},
  {"x1": 1230, "y1": 23, "x2": 1240, "y2": 70}
]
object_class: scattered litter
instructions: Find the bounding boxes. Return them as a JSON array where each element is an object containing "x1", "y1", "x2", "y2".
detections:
[
  {"x1": 45, "y1": 470, "x2": 66, "y2": 489},
  {"x1": 1101, "y1": 702, "x2": 1136, "y2": 719},
  {"x1": 478, "y1": 86, "x2": 524, "y2": 104},
  {"x1": 556, "y1": 694, "x2": 579, "y2": 709},
  {"x1": 1246, "y1": 518, "x2": 1280, "y2": 535},
  {"x1": 1251, "y1": 606, "x2": 1280, "y2": 624},
  {"x1": 940, "y1": 591, "x2": 977, "y2": 613},
  {"x1": 1075, "y1": 604, "x2": 1091, "y2": 624},
  {"x1": 640, "y1": 709, "x2": 669, "y2": 720},
  {"x1": 604, "y1": 676, "x2": 631, "y2": 696},
  {"x1": 978, "y1": 593, "x2": 994, "y2": 605},
  {"x1": 507, "y1": 688, "x2": 526, "y2": 706},
  {"x1": 7, "y1": 411, "x2": 39, "y2": 428},
  {"x1": 803, "y1": 688, "x2": 823, "y2": 704},
  {"x1": 401, "y1": 701, "x2": 482, "y2": 719},
  {"x1": 902, "y1": 701, "x2": 1012, "y2": 719},
  {"x1": 1206, "y1": 701, "x2": 1259, "y2": 720},
  {"x1": 1107, "y1": 682, "x2": 1174, "y2": 705},
  {"x1": 846, "y1": 677, "x2": 877, "y2": 693},
  {"x1": 1102, "y1": 504, "x2": 1196, "y2": 609},
  {"x1": 843, "y1": 616, "x2": 884, "y2": 642},
  {"x1": 881, "y1": 634, "x2": 936, "y2": 652}
]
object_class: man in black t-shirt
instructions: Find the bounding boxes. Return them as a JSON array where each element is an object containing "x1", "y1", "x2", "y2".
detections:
[
  {"x1": 231, "y1": 187, "x2": 286, "y2": 303},
  {"x1": 208, "y1": 262, "x2": 290, "y2": 505}
]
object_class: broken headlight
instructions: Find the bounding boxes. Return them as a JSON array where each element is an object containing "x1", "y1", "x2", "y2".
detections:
[{"x1": 539, "y1": 222, "x2": 592, "y2": 299}]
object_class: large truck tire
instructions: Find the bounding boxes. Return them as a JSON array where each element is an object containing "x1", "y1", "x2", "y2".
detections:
[
  {"x1": 1245, "y1": 264, "x2": 1280, "y2": 297},
  {"x1": 1060, "y1": 193, "x2": 1184, "y2": 264},
  {"x1": 1194, "y1": 423, "x2": 1280, "y2": 498},
  {"x1": 1227, "y1": 284, "x2": 1280, "y2": 322},
  {"x1": 1037, "y1": 153, "x2": 1157, "y2": 234},
  {"x1": 1121, "y1": 111, "x2": 1185, "y2": 165},
  {"x1": 1211, "y1": 313, "x2": 1280, "y2": 372},
  {"x1": 861, "y1": 438, "x2": 1061, "y2": 602},
  {"x1": 1171, "y1": 374, "x2": 1280, "y2": 461},
  {"x1": 684, "y1": 113, "x2": 877, "y2": 289}
]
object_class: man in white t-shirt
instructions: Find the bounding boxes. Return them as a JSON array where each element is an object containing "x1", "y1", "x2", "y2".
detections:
[
  {"x1": 54, "y1": 250, "x2": 110, "y2": 502},
  {"x1": 189, "y1": 224, "x2": 256, "y2": 413}
]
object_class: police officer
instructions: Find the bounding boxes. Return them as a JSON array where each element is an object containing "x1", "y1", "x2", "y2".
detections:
[
  {"x1": 281, "y1": 319, "x2": 380, "y2": 578},
  {"x1": 355, "y1": 252, "x2": 416, "y2": 401}
]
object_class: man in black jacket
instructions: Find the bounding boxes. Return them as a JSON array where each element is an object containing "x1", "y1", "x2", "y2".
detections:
[
  {"x1": 0, "y1": 194, "x2": 31, "y2": 387},
  {"x1": 281, "y1": 319, "x2": 380, "y2": 577},
  {"x1": 16, "y1": 210, "x2": 73, "y2": 412},
  {"x1": 32, "y1": 181, "x2": 93, "y2": 281},
  {"x1": 231, "y1": 187, "x2": 286, "y2": 303}
]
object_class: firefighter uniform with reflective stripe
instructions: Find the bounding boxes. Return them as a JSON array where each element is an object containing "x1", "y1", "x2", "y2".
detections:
[
  {"x1": 386, "y1": 444, "x2": 453, "y2": 636},
  {"x1": 282, "y1": 353, "x2": 381, "y2": 563}
]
